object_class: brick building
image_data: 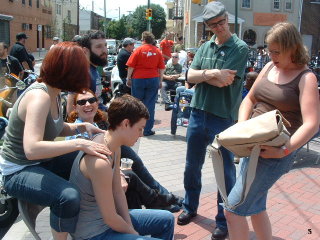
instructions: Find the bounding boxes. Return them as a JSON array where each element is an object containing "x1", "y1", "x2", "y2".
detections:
[{"x1": 0, "y1": 0, "x2": 53, "y2": 52}]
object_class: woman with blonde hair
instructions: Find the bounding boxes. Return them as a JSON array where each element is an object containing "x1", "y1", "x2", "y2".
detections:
[{"x1": 224, "y1": 22, "x2": 319, "y2": 239}]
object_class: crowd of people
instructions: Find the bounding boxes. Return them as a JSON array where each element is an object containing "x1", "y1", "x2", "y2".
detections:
[{"x1": 0, "y1": 1, "x2": 319, "y2": 240}]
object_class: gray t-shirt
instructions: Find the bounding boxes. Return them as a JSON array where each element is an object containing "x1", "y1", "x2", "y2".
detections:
[{"x1": 70, "y1": 150, "x2": 117, "y2": 239}]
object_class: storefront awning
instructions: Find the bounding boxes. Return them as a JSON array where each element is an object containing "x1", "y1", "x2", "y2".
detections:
[
  {"x1": 192, "y1": 13, "x2": 244, "y2": 24},
  {"x1": 0, "y1": 14, "x2": 13, "y2": 21}
]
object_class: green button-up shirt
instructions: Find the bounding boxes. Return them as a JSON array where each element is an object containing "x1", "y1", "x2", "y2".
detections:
[{"x1": 190, "y1": 34, "x2": 248, "y2": 121}]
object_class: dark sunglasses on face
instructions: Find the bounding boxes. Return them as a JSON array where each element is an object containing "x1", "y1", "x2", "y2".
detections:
[
  {"x1": 172, "y1": 56, "x2": 179, "y2": 58},
  {"x1": 76, "y1": 97, "x2": 97, "y2": 106},
  {"x1": 207, "y1": 18, "x2": 226, "y2": 29}
]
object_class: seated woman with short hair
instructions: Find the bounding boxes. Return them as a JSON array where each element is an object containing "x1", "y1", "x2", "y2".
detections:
[{"x1": 69, "y1": 94, "x2": 175, "y2": 240}]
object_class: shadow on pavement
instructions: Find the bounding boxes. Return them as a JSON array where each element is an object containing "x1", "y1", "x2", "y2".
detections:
[{"x1": 292, "y1": 148, "x2": 320, "y2": 169}]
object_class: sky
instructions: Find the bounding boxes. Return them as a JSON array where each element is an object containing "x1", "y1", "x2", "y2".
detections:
[{"x1": 79, "y1": 0, "x2": 167, "y2": 20}]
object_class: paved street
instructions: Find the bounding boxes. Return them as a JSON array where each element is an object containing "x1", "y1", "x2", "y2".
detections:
[{"x1": 3, "y1": 104, "x2": 320, "y2": 240}]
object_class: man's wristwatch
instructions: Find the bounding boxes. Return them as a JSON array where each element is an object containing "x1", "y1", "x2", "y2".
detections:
[{"x1": 281, "y1": 145, "x2": 289, "y2": 156}]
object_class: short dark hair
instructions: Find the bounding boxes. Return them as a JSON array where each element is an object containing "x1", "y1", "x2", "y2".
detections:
[
  {"x1": 141, "y1": 31, "x2": 155, "y2": 44},
  {"x1": 107, "y1": 94, "x2": 149, "y2": 130},
  {"x1": 80, "y1": 30, "x2": 106, "y2": 49},
  {"x1": 0, "y1": 42, "x2": 9, "y2": 50},
  {"x1": 38, "y1": 42, "x2": 90, "y2": 92},
  {"x1": 178, "y1": 36, "x2": 183, "y2": 41}
]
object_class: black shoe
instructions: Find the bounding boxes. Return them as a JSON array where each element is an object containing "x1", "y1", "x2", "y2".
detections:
[
  {"x1": 146, "y1": 193, "x2": 176, "y2": 209},
  {"x1": 144, "y1": 130, "x2": 155, "y2": 136},
  {"x1": 177, "y1": 211, "x2": 197, "y2": 225},
  {"x1": 165, "y1": 103, "x2": 173, "y2": 111},
  {"x1": 162, "y1": 204, "x2": 181, "y2": 213},
  {"x1": 172, "y1": 194, "x2": 184, "y2": 207},
  {"x1": 211, "y1": 227, "x2": 228, "y2": 240}
]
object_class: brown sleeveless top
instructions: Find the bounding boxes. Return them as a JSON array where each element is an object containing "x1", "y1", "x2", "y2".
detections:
[{"x1": 251, "y1": 64, "x2": 311, "y2": 135}]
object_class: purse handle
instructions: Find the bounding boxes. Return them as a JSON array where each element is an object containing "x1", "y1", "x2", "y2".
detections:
[
  {"x1": 211, "y1": 131, "x2": 290, "y2": 210},
  {"x1": 210, "y1": 140, "x2": 261, "y2": 210}
]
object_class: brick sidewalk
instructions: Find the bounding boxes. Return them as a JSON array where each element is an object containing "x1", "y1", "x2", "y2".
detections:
[{"x1": 3, "y1": 105, "x2": 320, "y2": 240}]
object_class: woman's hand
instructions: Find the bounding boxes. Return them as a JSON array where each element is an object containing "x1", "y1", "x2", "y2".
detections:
[
  {"x1": 82, "y1": 123, "x2": 105, "y2": 139},
  {"x1": 126, "y1": 79, "x2": 132, "y2": 88},
  {"x1": 260, "y1": 145, "x2": 287, "y2": 159},
  {"x1": 77, "y1": 138, "x2": 112, "y2": 160}
]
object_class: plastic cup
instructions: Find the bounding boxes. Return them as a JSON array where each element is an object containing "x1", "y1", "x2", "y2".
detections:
[{"x1": 120, "y1": 158, "x2": 133, "y2": 170}]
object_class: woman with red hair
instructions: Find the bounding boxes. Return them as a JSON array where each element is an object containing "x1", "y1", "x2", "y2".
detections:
[{"x1": 0, "y1": 42, "x2": 110, "y2": 240}]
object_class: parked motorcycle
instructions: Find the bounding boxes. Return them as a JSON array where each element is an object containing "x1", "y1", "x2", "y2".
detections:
[{"x1": 0, "y1": 73, "x2": 26, "y2": 228}]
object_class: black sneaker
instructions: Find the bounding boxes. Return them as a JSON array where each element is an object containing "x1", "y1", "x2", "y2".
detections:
[{"x1": 165, "y1": 104, "x2": 173, "y2": 111}]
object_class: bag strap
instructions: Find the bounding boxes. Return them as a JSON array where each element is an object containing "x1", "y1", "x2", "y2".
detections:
[{"x1": 210, "y1": 138, "x2": 261, "y2": 210}]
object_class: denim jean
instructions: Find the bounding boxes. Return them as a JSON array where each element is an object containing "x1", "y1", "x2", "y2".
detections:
[
  {"x1": 121, "y1": 146, "x2": 169, "y2": 195},
  {"x1": 131, "y1": 77, "x2": 159, "y2": 135},
  {"x1": 87, "y1": 209, "x2": 174, "y2": 240},
  {"x1": 3, "y1": 151, "x2": 80, "y2": 233},
  {"x1": 182, "y1": 109, "x2": 236, "y2": 230},
  {"x1": 160, "y1": 80, "x2": 181, "y2": 104}
]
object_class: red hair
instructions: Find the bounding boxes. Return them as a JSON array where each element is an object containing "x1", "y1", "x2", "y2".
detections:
[
  {"x1": 38, "y1": 42, "x2": 90, "y2": 92},
  {"x1": 67, "y1": 89, "x2": 106, "y2": 123}
]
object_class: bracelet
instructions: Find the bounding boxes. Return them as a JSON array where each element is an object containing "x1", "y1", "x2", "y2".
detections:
[
  {"x1": 202, "y1": 69, "x2": 210, "y2": 81},
  {"x1": 281, "y1": 145, "x2": 290, "y2": 156}
]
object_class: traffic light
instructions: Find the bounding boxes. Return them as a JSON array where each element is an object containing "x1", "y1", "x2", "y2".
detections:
[
  {"x1": 191, "y1": 0, "x2": 202, "y2": 4},
  {"x1": 145, "y1": 8, "x2": 152, "y2": 20}
]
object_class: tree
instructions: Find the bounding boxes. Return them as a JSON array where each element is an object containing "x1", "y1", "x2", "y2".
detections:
[{"x1": 131, "y1": 4, "x2": 166, "y2": 39}]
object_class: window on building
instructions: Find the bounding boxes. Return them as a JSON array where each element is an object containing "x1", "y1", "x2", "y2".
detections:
[
  {"x1": 56, "y1": 4, "x2": 61, "y2": 15},
  {"x1": 241, "y1": 0, "x2": 251, "y2": 8},
  {"x1": 284, "y1": 0, "x2": 292, "y2": 11},
  {"x1": 273, "y1": 0, "x2": 280, "y2": 10},
  {"x1": 243, "y1": 29, "x2": 256, "y2": 46},
  {"x1": 22, "y1": 0, "x2": 25, "y2": 4},
  {"x1": 29, "y1": 24, "x2": 32, "y2": 30},
  {"x1": 36, "y1": 0, "x2": 39, "y2": 8},
  {"x1": 67, "y1": 10, "x2": 71, "y2": 22},
  {"x1": 0, "y1": 20, "x2": 10, "y2": 44},
  {"x1": 29, "y1": 0, "x2": 32, "y2": 6},
  {"x1": 22, "y1": 23, "x2": 30, "y2": 30},
  {"x1": 45, "y1": 25, "x2": 52, "y2": 38}
]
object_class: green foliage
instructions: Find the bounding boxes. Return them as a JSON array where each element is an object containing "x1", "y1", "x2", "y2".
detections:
[
  {"x1": 131, "y1": 4, "x2": 166, "y2": 39},
  {"x1": 105, "y1": 4, "x2": 166, "y2": 40}
]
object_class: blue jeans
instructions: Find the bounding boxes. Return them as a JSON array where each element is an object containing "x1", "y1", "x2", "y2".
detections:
[
  {"x1": 183, "y1": 109, "x2": 236, "y2": 230},
  {"x1": 3, "y1": 151, "x2": 80, "y2": 233},
  {"x1": 131, "y1": 77, "x2": 159, "y2": 135},
  {"x1": 121, "y1": 146, "x2": 169, "y2": 194},
  {"x1": 88, "y1": 209, "x2": 174, "y2": 240}
]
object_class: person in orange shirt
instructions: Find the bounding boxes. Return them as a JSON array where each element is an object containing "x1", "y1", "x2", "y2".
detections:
[
  {"x1": 126, "y1": 31, "x2": 165, "y2": 136},
  {"x1": 160, "y1": 32, "x2": 174, "y2": 63}
]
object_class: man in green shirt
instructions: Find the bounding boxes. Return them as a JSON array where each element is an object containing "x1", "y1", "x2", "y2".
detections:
[
  {"x1": 160, "y1": 52, "x2": 183, "y2": 110},
  {"x1": 177, "y1": 2, "x2": 248, "y2": 240}
]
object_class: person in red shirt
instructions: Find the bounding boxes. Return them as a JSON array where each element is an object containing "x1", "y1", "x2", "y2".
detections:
[
  {"x1": 126, "y1": 31, "x2": 165, "y2": 136},
  {"x1": 160, "y1": 32, "x2": 174, "y2": 63}
]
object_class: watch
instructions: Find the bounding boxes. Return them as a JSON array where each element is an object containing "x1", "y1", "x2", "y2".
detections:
[{"x1": 281, "y1": 145, "x2": 289, "y2": 156}]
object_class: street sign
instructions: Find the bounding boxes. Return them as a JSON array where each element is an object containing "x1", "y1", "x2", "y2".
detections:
[{"x1": 38, "y1": 24, "x2": 42, "y2": 31}]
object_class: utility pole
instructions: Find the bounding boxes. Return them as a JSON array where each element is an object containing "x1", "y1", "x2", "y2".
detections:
[
  {"x1": 235, "y1": 0, "x2": 238, "y2": 36},
  {"x1": 77, "y1": 0, "x2": 80, "y2": 34},
  {"x1": 118, "y1": 7, "x2": 120, "y2": 20},
  {"x1": 104, "y1": 0, "x2": 107, "y2": 33},
  {"x1": 147, "y1": 0, "x2": 151, "y2": 32}
]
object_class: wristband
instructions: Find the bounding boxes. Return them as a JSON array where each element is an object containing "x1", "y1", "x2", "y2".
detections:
[{"x1": 281, "y1": 145, "x2": 289, "y2": 156}]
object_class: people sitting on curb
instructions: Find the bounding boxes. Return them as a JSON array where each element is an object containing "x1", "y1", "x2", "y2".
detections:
[
  {"x1": 69, "y1": 94, "x2": 175, "y2": 240},
  {"x1": 160, "y1": 52, "x2": 183, "y2": 111},
  {"x1": 66, "y1": 90, "x2": 183, "y2": 212}
]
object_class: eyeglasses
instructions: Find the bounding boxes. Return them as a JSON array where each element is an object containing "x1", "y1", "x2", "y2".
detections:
[
  {"x1": 172, "y1": 56, "x2": 179, "y2": 58},
  {"x1": 267, "y1": 50, "x2": 281, "y2": 56},
  {"x1": 76, "y1": 97, "x2": 97, "y2": 106},
  {"x1": 206, "y1": 19, "x2": 226, "y2": 29}
]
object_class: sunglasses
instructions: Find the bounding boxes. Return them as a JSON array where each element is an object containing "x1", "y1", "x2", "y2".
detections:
[
  {"x1": 172, "y1": 56, "x2": 179, "y2": 58},
  {"x1": 76, "y1": 97, "x2": 97, "y2": 106}
]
